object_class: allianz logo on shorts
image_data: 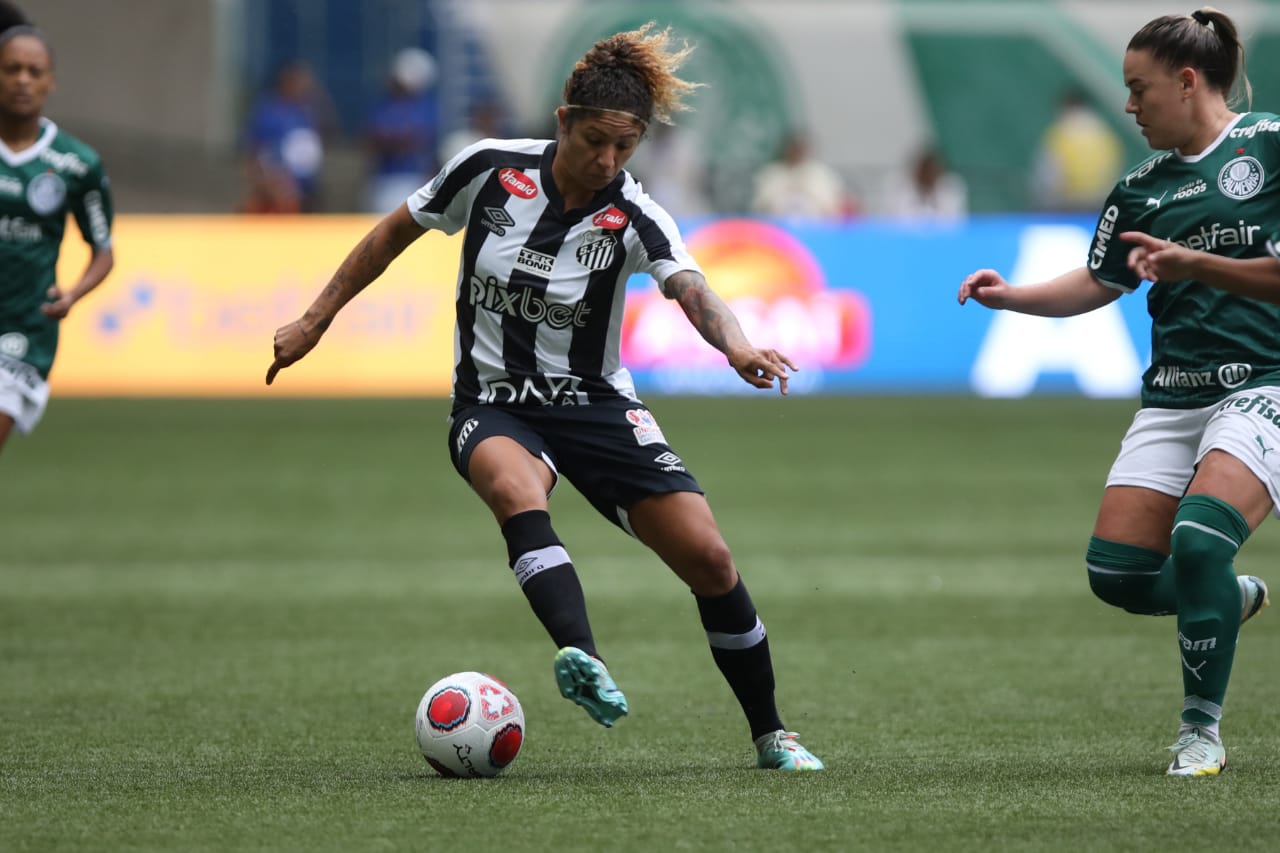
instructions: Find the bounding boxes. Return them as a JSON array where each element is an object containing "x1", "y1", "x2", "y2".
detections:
[
  {"x1": 1151, "y1": 363, "x2": 1251, "y2": 389},
  {"x1": 653, "y1": 451, "x2": 686, "y2": 472}
]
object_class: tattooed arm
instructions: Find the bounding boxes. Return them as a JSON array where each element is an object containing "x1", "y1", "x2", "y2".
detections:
[
  {"x1": 267, "y1": 205, "x2": 425, "y2": 384},
  {"x1": 663, "y1": 269, "x2": 797, "y2": 395}
]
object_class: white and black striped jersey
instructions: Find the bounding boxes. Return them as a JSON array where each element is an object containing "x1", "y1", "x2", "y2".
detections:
[{"x1": 407, "y1": 137, "x2": 702, "y2": 407}]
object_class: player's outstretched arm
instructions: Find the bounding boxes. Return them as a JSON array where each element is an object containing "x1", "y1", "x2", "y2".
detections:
[
  {"x1": 662, "y1": 269, "x2": 796, "y2": 395},
  {"x1": 267, "y1": 205, "x2": 425, "y2": 385},
  {"x1": 958, "y1": 265, "x2": 1119, "y2": 317},
  {"x1": 1121, "y1": 230, "x2": 1280, "y2": 304}
]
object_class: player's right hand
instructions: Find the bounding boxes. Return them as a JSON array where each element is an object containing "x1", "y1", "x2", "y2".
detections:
[
  {"x1": 957, "y1": 268, "x2": 1013, "y2": 309},
  {"x1": 266, "y1": 319, "x2": 319, "y2": 385}
]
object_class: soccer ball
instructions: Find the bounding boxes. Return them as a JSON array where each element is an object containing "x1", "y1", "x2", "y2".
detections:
[{"x1": 415, "y1": 671, "x2": 525, "y2": 778}]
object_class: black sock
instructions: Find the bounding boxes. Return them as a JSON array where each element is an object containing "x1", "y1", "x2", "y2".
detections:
[
  {"x1": 696, "y1": 578, "x2": 783, "y2": 740},
  {"x1": 501, "y1": 510, "x2": 597, "y2": 658}
]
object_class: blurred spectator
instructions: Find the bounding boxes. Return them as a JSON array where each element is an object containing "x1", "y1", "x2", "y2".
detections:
[
  {"x1": 241, "y1": 61, "x2": 337, "y2": 213},
  {"x1": 882, "y1": 146, "x2": 968, "y2": 221},
  {"x1": 362, "y1": 47, "x2": 441, "y2": 214},
  {"x1": 750, "y1": 129, "x2": 855, "y2": 221},
  {"x1": 1031, "y1": 89, "x2": 1123, "y2": 212},
  {"x1": 438, "y1": 98, "x2": 507, "y2": 165},
  {"x1": 624, "y1": 122, "x2": 710, "y2": 220}
]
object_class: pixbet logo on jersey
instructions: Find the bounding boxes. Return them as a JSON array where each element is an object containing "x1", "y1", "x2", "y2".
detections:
[{"x1": 468, "y1": 274, "x2": 591, "y2": 329}]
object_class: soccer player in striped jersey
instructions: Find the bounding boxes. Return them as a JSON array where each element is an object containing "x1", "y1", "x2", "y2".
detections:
[
  {"x1": 268, "y1": 23, "x2": 823, "y2": 771},
  {"x1": 959, "y1": 7, "x2": 1274, "y2": 777},
  {"x1": 0, "y1": 22, "x2": 114, "y2": 456}
]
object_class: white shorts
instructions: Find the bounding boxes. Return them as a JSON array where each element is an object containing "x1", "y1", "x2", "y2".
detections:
[
  {"x1": 0, "y1": 354, "x2": 50, "y2": 435},
  {"x1": 1106, "y1": 386, "x2": 1280, "y2": 516}
]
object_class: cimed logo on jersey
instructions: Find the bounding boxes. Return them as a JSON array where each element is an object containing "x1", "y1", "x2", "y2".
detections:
[
  {"x1": 1218, "y1": 155, "x2": 1264, "y2": 200},
  {"x1": 26, "y1": 171, "x2": 66, "y2": 216},
  {"x1": 577, "y1": 231, "x2": 616, "y2": 270}
]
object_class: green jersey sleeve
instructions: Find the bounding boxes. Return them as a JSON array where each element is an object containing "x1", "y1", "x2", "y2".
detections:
[{"x1": 70, "y1": 156, "x2": 112, "y2": 251}]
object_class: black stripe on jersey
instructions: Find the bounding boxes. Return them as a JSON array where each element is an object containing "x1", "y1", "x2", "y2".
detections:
[
  {"x1": 500, "y1": 204, "x2": 577, "y2": 381},
  {"x1": 420, "y1": 146, "x2": 541, "y2": 216},
  {"x1": 568, "y1": 237, "x2": 631, "y2": 402},
  {"x1": 452, "y1": 151, "x2": 543, "y2": 402}
]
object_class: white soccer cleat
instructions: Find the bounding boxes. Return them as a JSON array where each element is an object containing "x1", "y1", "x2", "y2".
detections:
[
  {"x1": 1239, "y1": 575, "x2": 1270, "y2": 626},
  {"x1": 1166, "y1": 728, "x2": 1226, "y2": 777}
]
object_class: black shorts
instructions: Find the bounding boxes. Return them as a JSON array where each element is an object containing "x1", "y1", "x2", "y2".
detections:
[{"x1": 446, "y1": 400, "x2": 704, "y2": 532}]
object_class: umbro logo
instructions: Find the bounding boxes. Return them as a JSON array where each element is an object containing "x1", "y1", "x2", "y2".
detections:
[
  {"x1": 481, "y1": 206, "x2": 515, "y2": 236},
  {"x1": 654, "y1": 451, "x2": 685, "y2": 472}
]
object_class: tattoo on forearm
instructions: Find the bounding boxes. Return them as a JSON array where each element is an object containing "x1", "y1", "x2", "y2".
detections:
[{"x1": 667, "y1": 271, "x2": 742, "y2": 352}]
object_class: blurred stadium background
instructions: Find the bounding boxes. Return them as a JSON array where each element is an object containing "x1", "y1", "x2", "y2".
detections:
[{"x1": 36, "y1": 0, "x2": 1280, "y2": 399}]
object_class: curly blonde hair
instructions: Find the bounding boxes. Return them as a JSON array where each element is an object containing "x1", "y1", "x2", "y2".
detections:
[{"x1": 563, "y1": 21, "x2": 703, "y2": 127}]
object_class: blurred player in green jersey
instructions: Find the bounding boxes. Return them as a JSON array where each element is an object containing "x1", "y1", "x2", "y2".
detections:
[
  {"x1": 0, "y1": 22, "x2": 114, "y2": 455},
  {"x1": 959, "y1": 6, "x2": 1274, "y2": 777}
]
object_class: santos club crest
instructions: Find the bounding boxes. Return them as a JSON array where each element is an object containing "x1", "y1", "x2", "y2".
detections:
[{"x1": 576, "y1": 231, "x2": 616, "y2": 270}]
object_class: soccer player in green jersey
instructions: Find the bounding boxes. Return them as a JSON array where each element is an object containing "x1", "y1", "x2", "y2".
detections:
[
  {"x1": 959, "y1": 6, "x2": 1275, "y2": 777},
  {"x1": 0, "y1": 25, "x2": 114, "y2": 455}
]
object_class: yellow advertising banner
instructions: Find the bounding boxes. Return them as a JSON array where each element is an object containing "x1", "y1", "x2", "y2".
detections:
[{"x1": 52, "y1": 216, "x2": 461, "y2": 396}]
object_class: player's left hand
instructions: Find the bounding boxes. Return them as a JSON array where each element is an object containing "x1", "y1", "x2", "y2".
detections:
[
  {"x1": 40, "y1": 284, "x2": 74, "y2": 320},
  {"x1": 728, "y1": 345, "x2": 797, "y2": 395}
]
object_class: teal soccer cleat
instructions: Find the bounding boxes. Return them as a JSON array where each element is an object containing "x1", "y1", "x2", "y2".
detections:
[
  {"x1": 553, "y1": 647, "x2": 629, "y2": 727},
  {"x1": 754, "y1": 730, "x2": 825, "y2": 771}
]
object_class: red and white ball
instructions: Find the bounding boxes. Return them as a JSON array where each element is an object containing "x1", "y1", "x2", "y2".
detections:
[{"x1": 415, "y1": 671, "x2": 525, "y2": 778}]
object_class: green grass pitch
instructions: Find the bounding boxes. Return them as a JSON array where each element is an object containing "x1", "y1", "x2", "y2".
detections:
[{"x1": 2, "y1": 396, "x2": 1278, "y2": 851}]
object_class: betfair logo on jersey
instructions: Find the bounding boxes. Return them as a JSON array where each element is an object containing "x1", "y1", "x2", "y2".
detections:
[
  {"x1": 0, "y1": 215, "x2": 42, "y2": 243},
  {"x1": 514, "y1": 247, "x2": 555, "y2": 278},
  {"x1": 1171, "y1": 219, "x2": 1262, "y2": 251},
  {"x1": 468, "y1": 275, "x2": 591, "y2": 328}
]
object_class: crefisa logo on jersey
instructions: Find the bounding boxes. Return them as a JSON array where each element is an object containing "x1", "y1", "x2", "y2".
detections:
[
  {"x1": 1218, "y1": 155, "x2": 1264, "y2": 200},
  {"x1": 576, "y1": 231, "x2": 615, "y2": 271},
  {"x1": 498, "y1": 168, "x2": 538, "y2": 199},
  {"x1": 26, "y1": 171, "x2": 66, "y2": 216}
]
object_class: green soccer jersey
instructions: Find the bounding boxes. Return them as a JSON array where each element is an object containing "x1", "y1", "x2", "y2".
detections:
[
  {"x1": 1088, "y1": 112, "x2": 1280, "y2": 409},
  {"x1": 0, "y1": 118, "x2": 113, "y2": 379}
]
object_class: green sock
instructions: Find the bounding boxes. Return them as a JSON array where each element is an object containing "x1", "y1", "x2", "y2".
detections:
[
  {"x1": 1086, "y1": 537, "x2": 1175, "y2": 615},
  {"x1": 1171, "y1": 494, "x2": 1250, "y2": 726}
]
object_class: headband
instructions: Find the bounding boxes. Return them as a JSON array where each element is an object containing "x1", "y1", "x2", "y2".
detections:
[{"x1": 565, "y1": 104, "x2": 648, "y2": 126}]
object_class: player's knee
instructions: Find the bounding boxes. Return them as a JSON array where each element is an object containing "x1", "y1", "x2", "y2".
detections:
[
  {"x1": 681, "y1": 538, "x2": 736, "y2": 595},
  {"x1": 1086, "y1": 536, "x2": 1169, "y2": 614}
]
